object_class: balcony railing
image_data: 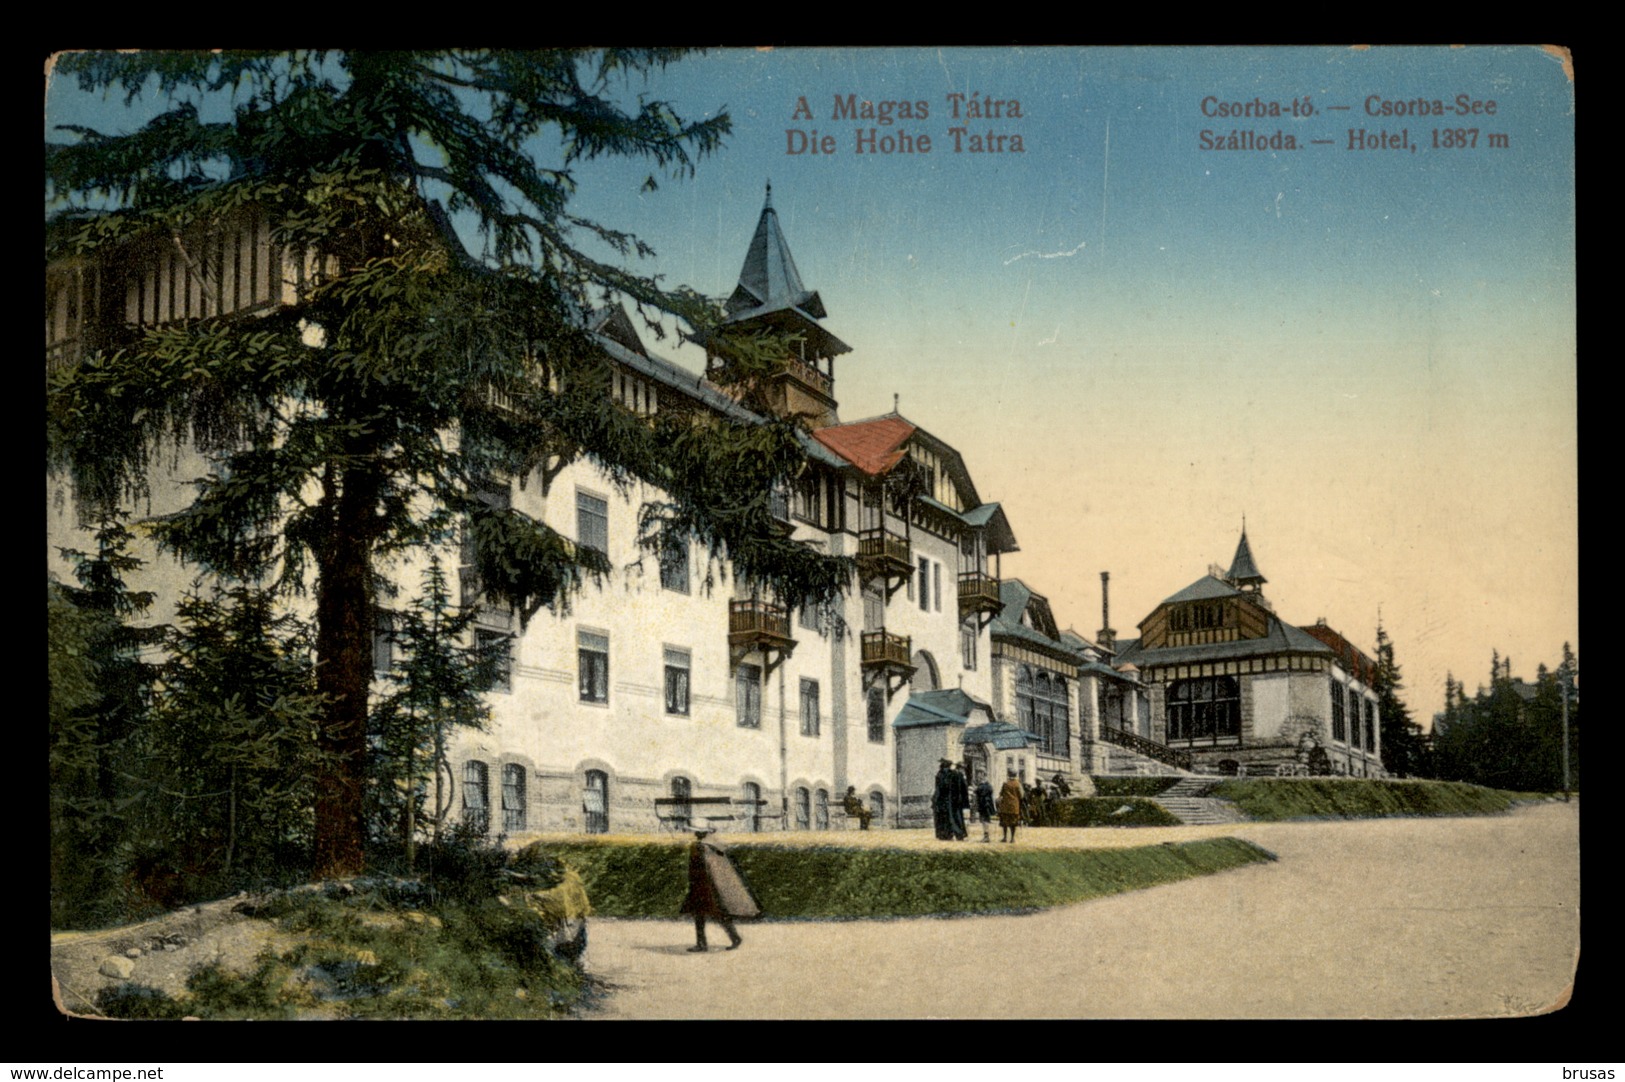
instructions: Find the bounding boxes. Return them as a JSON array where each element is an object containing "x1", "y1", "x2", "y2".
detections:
[
  {"x1": 1100, "y1": 725, "x2": 1193, "y2": 771},
  {"x1": 958, "y1": 571, "x2": 1002, "y2": 619},
  {"x1": 856, "y1": 527, "x2": 912, "y2": 578},
  {"x1": 729, "y1": 599, "x2": 794, "y2": 647},
  {"x1": 860, "y1": 630, "x2": 912, "y2": 669},
  {"x1": 782, "y1": 356, "x2": 833, "y2": 397}
]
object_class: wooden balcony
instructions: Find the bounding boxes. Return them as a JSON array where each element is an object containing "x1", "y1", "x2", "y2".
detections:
[
  {"x1": 861, "y1": 630, "x2": 916, "y2": 696},
  {"x1": 781, "y1": 356, "x2": 833, "y2": 398},
  {"x1": 958, "y1": 571, "x2": 1003, "y2": 623},
  {"x1": 729, "y1": 599, "x2": 796, "y2": 671},
  {"x1": 856, "y1": 527, "x2": 912, "y2": 591}
]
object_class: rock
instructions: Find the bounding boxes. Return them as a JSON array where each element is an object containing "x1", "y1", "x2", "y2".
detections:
[
  {"x1": 99, "y1": 956, "x2": 135, "y2": 979},
  {"x1": 125, "y1": 948, "x2": 143, "y2": 959}
]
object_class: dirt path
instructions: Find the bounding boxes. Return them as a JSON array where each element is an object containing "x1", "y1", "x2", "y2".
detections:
[{"x1": 580, "y1": 803, "x2": 1580, "y2": 1020}]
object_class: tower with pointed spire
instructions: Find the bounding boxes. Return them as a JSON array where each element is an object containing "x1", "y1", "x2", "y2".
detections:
[
  {"x1": 1225, "y1": 525, "x2": 1267, "y2": 596},
  {"x1": 702, "y1": 184, "x2": 851, "y2": 427}
]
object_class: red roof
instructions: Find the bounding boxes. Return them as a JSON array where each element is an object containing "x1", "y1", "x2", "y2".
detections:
[
  {"x1": 812, "y1": 414, "x2": 916, "y2": 476},
  {"x1": 1298, "y1": 623, "x2": 1378, "y2": 686}
]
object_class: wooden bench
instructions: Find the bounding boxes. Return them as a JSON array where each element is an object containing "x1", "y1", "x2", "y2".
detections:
[{"x1": 654, "y1": 797, "x2": 771, "y2": 832}]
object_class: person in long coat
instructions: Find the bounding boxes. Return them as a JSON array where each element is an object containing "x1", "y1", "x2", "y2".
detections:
[
  {"x1": 948, "y1": 763, "x2": 970, "y2": 840},
  {"x1": 997, "y1": 769, "x2": 1025, "y2": 843},
  {"x1": 680, "y1": 828, "x2": 760, "y2": 951},
  {"x1": 974, "y1": 777, "x2": 996, "y2": 843},
  {"x1": 930, "y1": 760, "x2": 957, "y2": 840}
]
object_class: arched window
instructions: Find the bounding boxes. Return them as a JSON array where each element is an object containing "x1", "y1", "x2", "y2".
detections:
[
  {"x1": 742, "y1": 782, "x2": 761, "y2": 833},
  {"x1": 501, "y1": 763, "x2": 526, "y2": 833},
  {"x1": 815, "y1": 788, "x2": 830, "y2": 830},
  {"x1": 869, "y1": 790, "x2": 885, "y2": 826},
  {"x1": 1166, "y1": 677, "x2": 1240, "y2": 743},
  {"x1": 794, "y1": 787, "x2": 811, "y2": 830},
  {"x1": 462, "y1": 760, "x2": 490, "y2": 834},
  {"x1": 583, "y1": 770, "x2": 609, "y2": 835},
  {"x1": 670, "y1": 776, "x2": 693, "y2": 831},
  {"x1": 1016, "y1": 665, "x2": 1071, "y2": 757}
]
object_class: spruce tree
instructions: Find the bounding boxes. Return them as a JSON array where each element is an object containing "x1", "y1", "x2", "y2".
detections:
[
  {"x1": 1373, "y1": 621, "x2": 1429, "y2": 778},
  {"x1": 369, "y1": 557, "x2": 496, "y2": 870},
  {"x1": 47, "y1": 51, "x2": 853, "y2": 877},
  {"x1": 48, "y1": 516, "x2": 163, "y2": 926}
]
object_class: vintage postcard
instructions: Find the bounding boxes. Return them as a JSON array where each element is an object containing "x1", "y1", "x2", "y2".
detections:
[{"x1": 45, "y1": 46, "x2": 1577, "y2": 1024}]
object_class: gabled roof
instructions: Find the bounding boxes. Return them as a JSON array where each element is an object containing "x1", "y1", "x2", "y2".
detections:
[
  {"x1": 1298, "y1": 623, "x2": 1378, "y2": 685},
  {"x1": 960, "y1": 720, "x2": 1044, "y2": 750},
  {"x1": 991, "y1": 580, "x2": 1086, "y2": 665},
  {"x1": 1161, "y1": 575, "x2": 1243, "y2": 606},
  {"x1": 921, "y1": 497, "x2": 1019, "y2": 555},
  {"x1": 811, "y1": 413, "x2": 915, "y2": 476},
  {"x1": 892, "y1": 688, "x2": 995, "y2": 729},
  {"x1": 1115, "y1": 616, "x2": 1333, "y2": 668}
]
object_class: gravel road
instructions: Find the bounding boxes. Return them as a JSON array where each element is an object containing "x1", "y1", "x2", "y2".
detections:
[{"x1": 580, "y1": 802, "x2": 1579, "y2": 1020}]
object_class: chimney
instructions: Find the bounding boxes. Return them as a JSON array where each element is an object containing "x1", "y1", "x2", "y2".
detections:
[{"x1": 1096, "y1": 571, "x2": 1116, "y2": 652}]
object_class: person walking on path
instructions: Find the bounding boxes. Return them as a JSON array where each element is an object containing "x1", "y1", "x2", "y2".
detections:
[
  {"x1": 975, "y1": 777, "x2": 996, "y2": 843},
  {"x1": 997, "y1": 768, "x2": 1025, "y2": 843},
  {"x1": 680, "y1": 828, "x2": 760, "y2": 952}
]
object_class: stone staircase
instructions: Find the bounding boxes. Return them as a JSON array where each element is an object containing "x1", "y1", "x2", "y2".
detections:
[{"x1": 1150, "y1": 776, "x2": 1249, "y2": 826}]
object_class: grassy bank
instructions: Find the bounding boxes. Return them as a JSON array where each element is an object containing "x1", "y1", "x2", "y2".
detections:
[
  {"x1": 1092, "y1": 776, "x2": 1184, "y2": 797},
  {"x1": 534, "y1": 836, "x2": 1273, "y2": 919},
  {"x1": 1209, "y1": 778, "x2": 1544, "y2": 821},
  {"x1": 1050, "y1": 797, "x2": 1182, "y2": 827}
]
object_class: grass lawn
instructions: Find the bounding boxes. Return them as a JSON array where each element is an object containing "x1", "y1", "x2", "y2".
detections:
[
  {"x1": 530, "y1": 836, "x2": 1274, "y2": 919},
  {"x1": 1208, "y1": 778, "x2": 1551, "y2": 821}
]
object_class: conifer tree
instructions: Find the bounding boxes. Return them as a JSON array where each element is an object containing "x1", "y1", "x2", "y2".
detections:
[
  {"x1": 369, "y1": 557, "x2": 497, "y2": 871},
  {"x1": 47, "y1": 51, "x2": 852, "y2": 877},
  {"x1": 1373, "y1": 621, "x2": 1429, "y2": 778},
  {"x1": 48, "y1": 516, "x2": 163, "y2": 925}
]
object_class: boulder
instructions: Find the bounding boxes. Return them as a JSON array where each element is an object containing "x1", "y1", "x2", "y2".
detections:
[{"x1": 99, "y1": 956, "x2": 135, "y2": 979}]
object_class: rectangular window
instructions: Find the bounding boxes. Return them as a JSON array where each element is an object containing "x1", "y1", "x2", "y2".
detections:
[
  {"x1": 578, "y1": 630, "x2": 609, "y2": 703},
  {"x1": 799, "y1": 603, "x2": 823, "y2": 633},
  {"x1": 576, "y1": 491, "x2": 609, "y2": 557},
  {"x1": 961, "y1": 619, "x2": 978, "y2": 671},
  {"x1": 1365, "y1": 699, "x2": 1377, "y2": 750},
  {"x1": 660, "y1": 538, "x2": 690, "y2": 594},
  {"x1": 867, "y1": 685, "x2": 886, "y2": 743},
  {"x1": 736, "y1": 663, "x2": 762, "y2": 728},
  {"x1": 1330, "y1": 680, "x2": 1346, "y2": 742},
  {"x1": 479, "y1": 629, "x2": 513, "y2": 694},
  {"x1": 919, "y1": 557, "x2": 931, "y2": 611},
  {"x1": 664, "y1": 647, "x2": 691, "y2": 716},
  {"x1": 800, "y1": 678, "x2": 821, "y2": 737},
  {"x1": 934, "y1": 561, "x2": 942, "y2": 612}
]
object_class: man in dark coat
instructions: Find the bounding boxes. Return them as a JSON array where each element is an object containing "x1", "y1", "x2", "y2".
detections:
[
  {"x1": 948, "y1": 763, "x2": 970, "y2": 840},
  {"x1": 680, "y1": 828, "x2": 760, "y2": 952},
  {"x1": 931, "y1": 760, "x2": 957, "y2": 840}
]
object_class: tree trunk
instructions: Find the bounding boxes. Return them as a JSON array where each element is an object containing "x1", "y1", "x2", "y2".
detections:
[{"x1": 313, "y1": 462, "x2": 379, "y2": 879}]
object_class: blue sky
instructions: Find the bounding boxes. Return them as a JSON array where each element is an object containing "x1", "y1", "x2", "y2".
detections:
[{"x1": 46, "y1": 47, "x2": 1578, "y2": 717}]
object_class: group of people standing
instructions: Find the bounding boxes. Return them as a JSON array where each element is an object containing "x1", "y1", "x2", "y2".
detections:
[
  {"x1": 933, "y1": 761, "x2": 1075, "y2": 843},
  {"x1": 932, "y1": 761, "x2": 1067, "y2": 844}
]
